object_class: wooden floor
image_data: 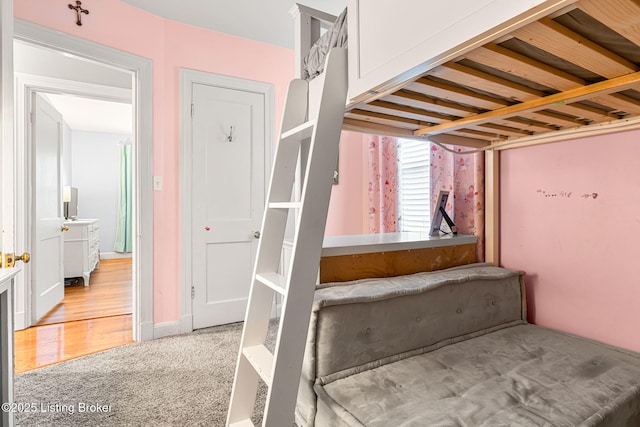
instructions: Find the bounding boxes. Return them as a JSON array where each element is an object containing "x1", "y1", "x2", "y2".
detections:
[
  {"x1": 14, "y1": 258, "x2": 134, "y2": 374},
  {"x1": 37, "y1": 258, "x2": 133, "y2": 325}
]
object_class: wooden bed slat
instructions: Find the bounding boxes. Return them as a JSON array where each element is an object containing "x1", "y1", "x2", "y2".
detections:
[
  {"x1": 501, "y1": 117, "x2": 557, "y2": 132},
  {"x1": 511, "y1": 18, "x2": 638, "y2": 79},
  {"x1": 463, "y1": 43, "x2": 637, "y2": 119},
  {"x1": 552, "y1": 103, "x2": 614, "y2": 122},
  {"x1": 577, "y1": 0, "x2": 640, "y2": 46},
  {"x1": 414, "y1": 70, "x2": 640, "y2": 136},
  {"x1": 521, "y1": 110, "x2": 584, "y2": 128},
  {"x1": 429, "y1": 62, "x2": 544, "y2": 102},
  {"x1": 407, "y1": 78, "x2": 510, "y2": 110},
  {"x1": 348, "y1": 109, "x2": 431, "y2": 126},
  {"x1": 341, "y1": 119, "x2": 491, "y2": 149},
  {"x1": 346, "y1": 110, "x2": 423, "y2": 130},
  {"x1": 464, "y1": 43, "x2": 585, "y2": 92},
  {"x1": 453, "y1": 128, "x2": 508, "y2": 140},
  {"x1": 436, "y1": 60, "x2": 614, "y2": 123},
  {"x1": 447, "y1": 131, "x2": 496, "y2": 141},
  {"x1": 360, "y1": 103, "x2": 544, "y2": 140},
  {"x1": 383, "y1": 91, "x2": 481, "y2": 117},
  {"x1": 342, "y1": 118, "x2": 418, "y2": 139},
  {"x1": 591, "y1": 92, "x2": 640, "y2": 115},
  {"x1": 475, "y1": 123, "x2": 532, "y2": 137},
  {"x1": 364, "y1": 100, "x2": 451, "y2": 123}
]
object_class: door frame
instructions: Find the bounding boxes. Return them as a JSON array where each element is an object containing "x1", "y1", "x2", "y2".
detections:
[
  {"x1": 16, "y1": 76, "x2": 131, "y2": 328},
  {"x1": 179, "y1": 68, "x2": 274, "y2": 333},
  {"x1": 13, "y1": 20, "x2": 154, "y2": 341}
]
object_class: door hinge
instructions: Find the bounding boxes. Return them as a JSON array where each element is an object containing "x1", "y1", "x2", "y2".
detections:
[
  {"x1": 191, "y1": 104, "x2": 195, "y2": 118},
  {"x1": 191, "y1": 285, "x2": 195, "y2": 299}
]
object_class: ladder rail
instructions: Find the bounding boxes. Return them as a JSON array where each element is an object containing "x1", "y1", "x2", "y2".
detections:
[
  {"x1": 226, "y1": 78, "x2": 309, "y2": 426},
  {"x1": 227, "y1": 48, "x2": 349, "y2": 427},
  {"x1": 263, "y1": 47, "x2": 348, "y2": 426}
]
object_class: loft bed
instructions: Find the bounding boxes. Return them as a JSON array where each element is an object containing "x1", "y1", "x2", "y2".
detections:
[
  {"x1": 292, "y1": 0, "x2": 640, "y2": 150},
  {"x1": 283, "y1": 5, "x2": 640, "y2": 426},
  {"x1": 229, "y1": 3, "x2": 640, "y2": 423},
  {"x1": 290, "y1": 0, "x2": 640, "y2": 263}
]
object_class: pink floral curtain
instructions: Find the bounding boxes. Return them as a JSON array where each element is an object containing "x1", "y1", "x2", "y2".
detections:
[
  {"x1": 368, "y1": 135, "x2": 398, "y2": 233},
  {"x1": 430, "y1": 143, "x2": 485, "y2": 260}
]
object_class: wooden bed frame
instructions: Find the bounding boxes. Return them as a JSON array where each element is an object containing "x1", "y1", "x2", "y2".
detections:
[{"x1": 291, "y1": 0, "x2": 640, "y2": 264}]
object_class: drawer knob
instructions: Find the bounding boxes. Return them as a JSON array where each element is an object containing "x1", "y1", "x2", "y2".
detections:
[{"x1": 61, "y1": 225, "x2": 70, "y2": 232}]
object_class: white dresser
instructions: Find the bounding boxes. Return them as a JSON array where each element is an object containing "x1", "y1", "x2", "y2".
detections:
[{"x1": 63, "y1": 219, "x2": 100, "y2": 286}]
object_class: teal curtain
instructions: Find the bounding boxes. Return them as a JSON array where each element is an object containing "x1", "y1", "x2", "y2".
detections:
[{"x1": 114, "y1": 143, "x2": 132, "y2": 253}]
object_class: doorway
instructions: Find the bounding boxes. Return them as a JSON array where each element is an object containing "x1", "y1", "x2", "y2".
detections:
[
  {"x1": 10, "y1": 20, "x2": 154, "y2": 369},
  {"x1": 13, "y1": 41, "x2": 137, "y2": 371}
]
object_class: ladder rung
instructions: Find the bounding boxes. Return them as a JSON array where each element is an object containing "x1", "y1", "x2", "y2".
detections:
[
  {"x1": 268, "y1": 201, "x2": 302, "y2": 209},
  {"x1": 255, "y1": 273, "x2": 287, "y2": 294},
  {"x1": 280, "y1": 120, "x2": 314, "y2": 143},
  {"x1": 228, "y1": 49, "x2": 348, "y2": 426},
  {"x1": 229, "y1": 419, "x2": 254, "y2": 427},
  {"x1": 243, "y1": 345, "x2": 274, "y2": 387}
]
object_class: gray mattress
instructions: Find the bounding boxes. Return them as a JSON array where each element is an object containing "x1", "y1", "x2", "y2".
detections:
[
  {"x1": 316, "y1": 324, "x2": 640, "y2": 426},
  {"x1": 303, "y1": 8, "x2": 347, "y2": 80}
]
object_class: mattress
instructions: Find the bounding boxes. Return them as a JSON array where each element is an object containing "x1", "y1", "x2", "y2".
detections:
[
  {"x1": 316, "y1": 324, "x2": 640, "y2": 426},
  {"x1": 303, "y1": 8, "x2": 347, "y2": 81}
]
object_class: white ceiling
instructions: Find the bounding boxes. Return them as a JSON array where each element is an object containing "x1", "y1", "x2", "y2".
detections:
[
  {"x1": 45, "y1": 94, "x2": 133, "y2": 135},
  {"x1": 120, "y1": 0, "x2": 346, "y2": 48}
]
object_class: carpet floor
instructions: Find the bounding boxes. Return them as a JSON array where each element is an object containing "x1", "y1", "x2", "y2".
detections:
[{"x1": 14, "y1": 322, "x2": 269, "y2": 426}]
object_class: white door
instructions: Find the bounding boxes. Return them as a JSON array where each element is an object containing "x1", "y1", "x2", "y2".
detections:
[
  {"x1": 191, "y1": 83, "x2": 266, "y2": 329},
  {"x1": 31, "y1": 93, "x2": 65, "y2": 322}
]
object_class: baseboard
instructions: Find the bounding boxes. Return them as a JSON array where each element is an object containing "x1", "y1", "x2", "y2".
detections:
[
  {"x1": 153, "y1": 321, "x2": 183, "y2": 339},
  {"x1": 100, "y1": 252, "x2": 133, "y2": 260},
  {"x1": 14, "y1": 311, "x2": 27, "y2": 331},
  {"x1": 180, "y1": 314, "x2": 193, "y2": 334},
  {"x1": 140, "y1": 321, "x2": 155, "y2": 341}
]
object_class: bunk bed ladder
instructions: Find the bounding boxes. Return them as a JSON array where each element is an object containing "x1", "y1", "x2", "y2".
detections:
[{"x1": 226, "y1": 47, "x2": 348, "y2": 427}]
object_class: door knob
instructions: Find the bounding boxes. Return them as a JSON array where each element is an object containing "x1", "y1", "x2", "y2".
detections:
[
  {"x1": 253, "y1": 231, "x2": 261, "y2": 239},
  {"x1": 1, "y1": 252, "x2": 30, "y2": 268},
  {"x1": 16, "y1": 252, "x2": 31, "y2": 264},
  {"x1": 61, "y1": 225, "x2": 70, "y2": 232}
]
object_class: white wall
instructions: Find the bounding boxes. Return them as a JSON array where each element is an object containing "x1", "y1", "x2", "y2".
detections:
[
  {"x1": 62, "y1": 120, "x2": 72, "y2": 186},
  {"x1": 70, "y1": 130, "x2": 132, "y2": 256}
]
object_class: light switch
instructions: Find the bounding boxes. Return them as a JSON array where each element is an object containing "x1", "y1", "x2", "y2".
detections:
[{"x1": 153, "y1": 176, "x2": 163, "y2": 191}]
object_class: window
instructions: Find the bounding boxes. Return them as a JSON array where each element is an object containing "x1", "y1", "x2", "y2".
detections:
[{"x1": 396, "y1": 139, "x2": 430, "y2": 232}]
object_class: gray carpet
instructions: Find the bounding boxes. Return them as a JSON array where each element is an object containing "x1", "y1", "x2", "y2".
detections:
[{"x1": 15, "y1": 322, "x2": 270, "y2": 426}]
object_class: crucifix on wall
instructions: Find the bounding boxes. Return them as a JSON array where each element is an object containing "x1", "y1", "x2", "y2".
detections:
[{"x1": 68, "y1": 1, "x2": 89, "y2": 26}]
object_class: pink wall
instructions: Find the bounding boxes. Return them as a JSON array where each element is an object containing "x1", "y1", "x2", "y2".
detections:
[
  {"x1": 500, "y1": 129, "x2": 640, "y2": 352},
  {"x1": 14, "y1": 0, "x2": 294, "y2": 324},
  {"x1": 326, "y1": 131, "x2": 368, "y2": 236}
]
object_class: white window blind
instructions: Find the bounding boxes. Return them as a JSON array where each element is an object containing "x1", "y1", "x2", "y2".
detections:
[{"x1": 396, "y1": 139, "x2": 430, "y2": 232}]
